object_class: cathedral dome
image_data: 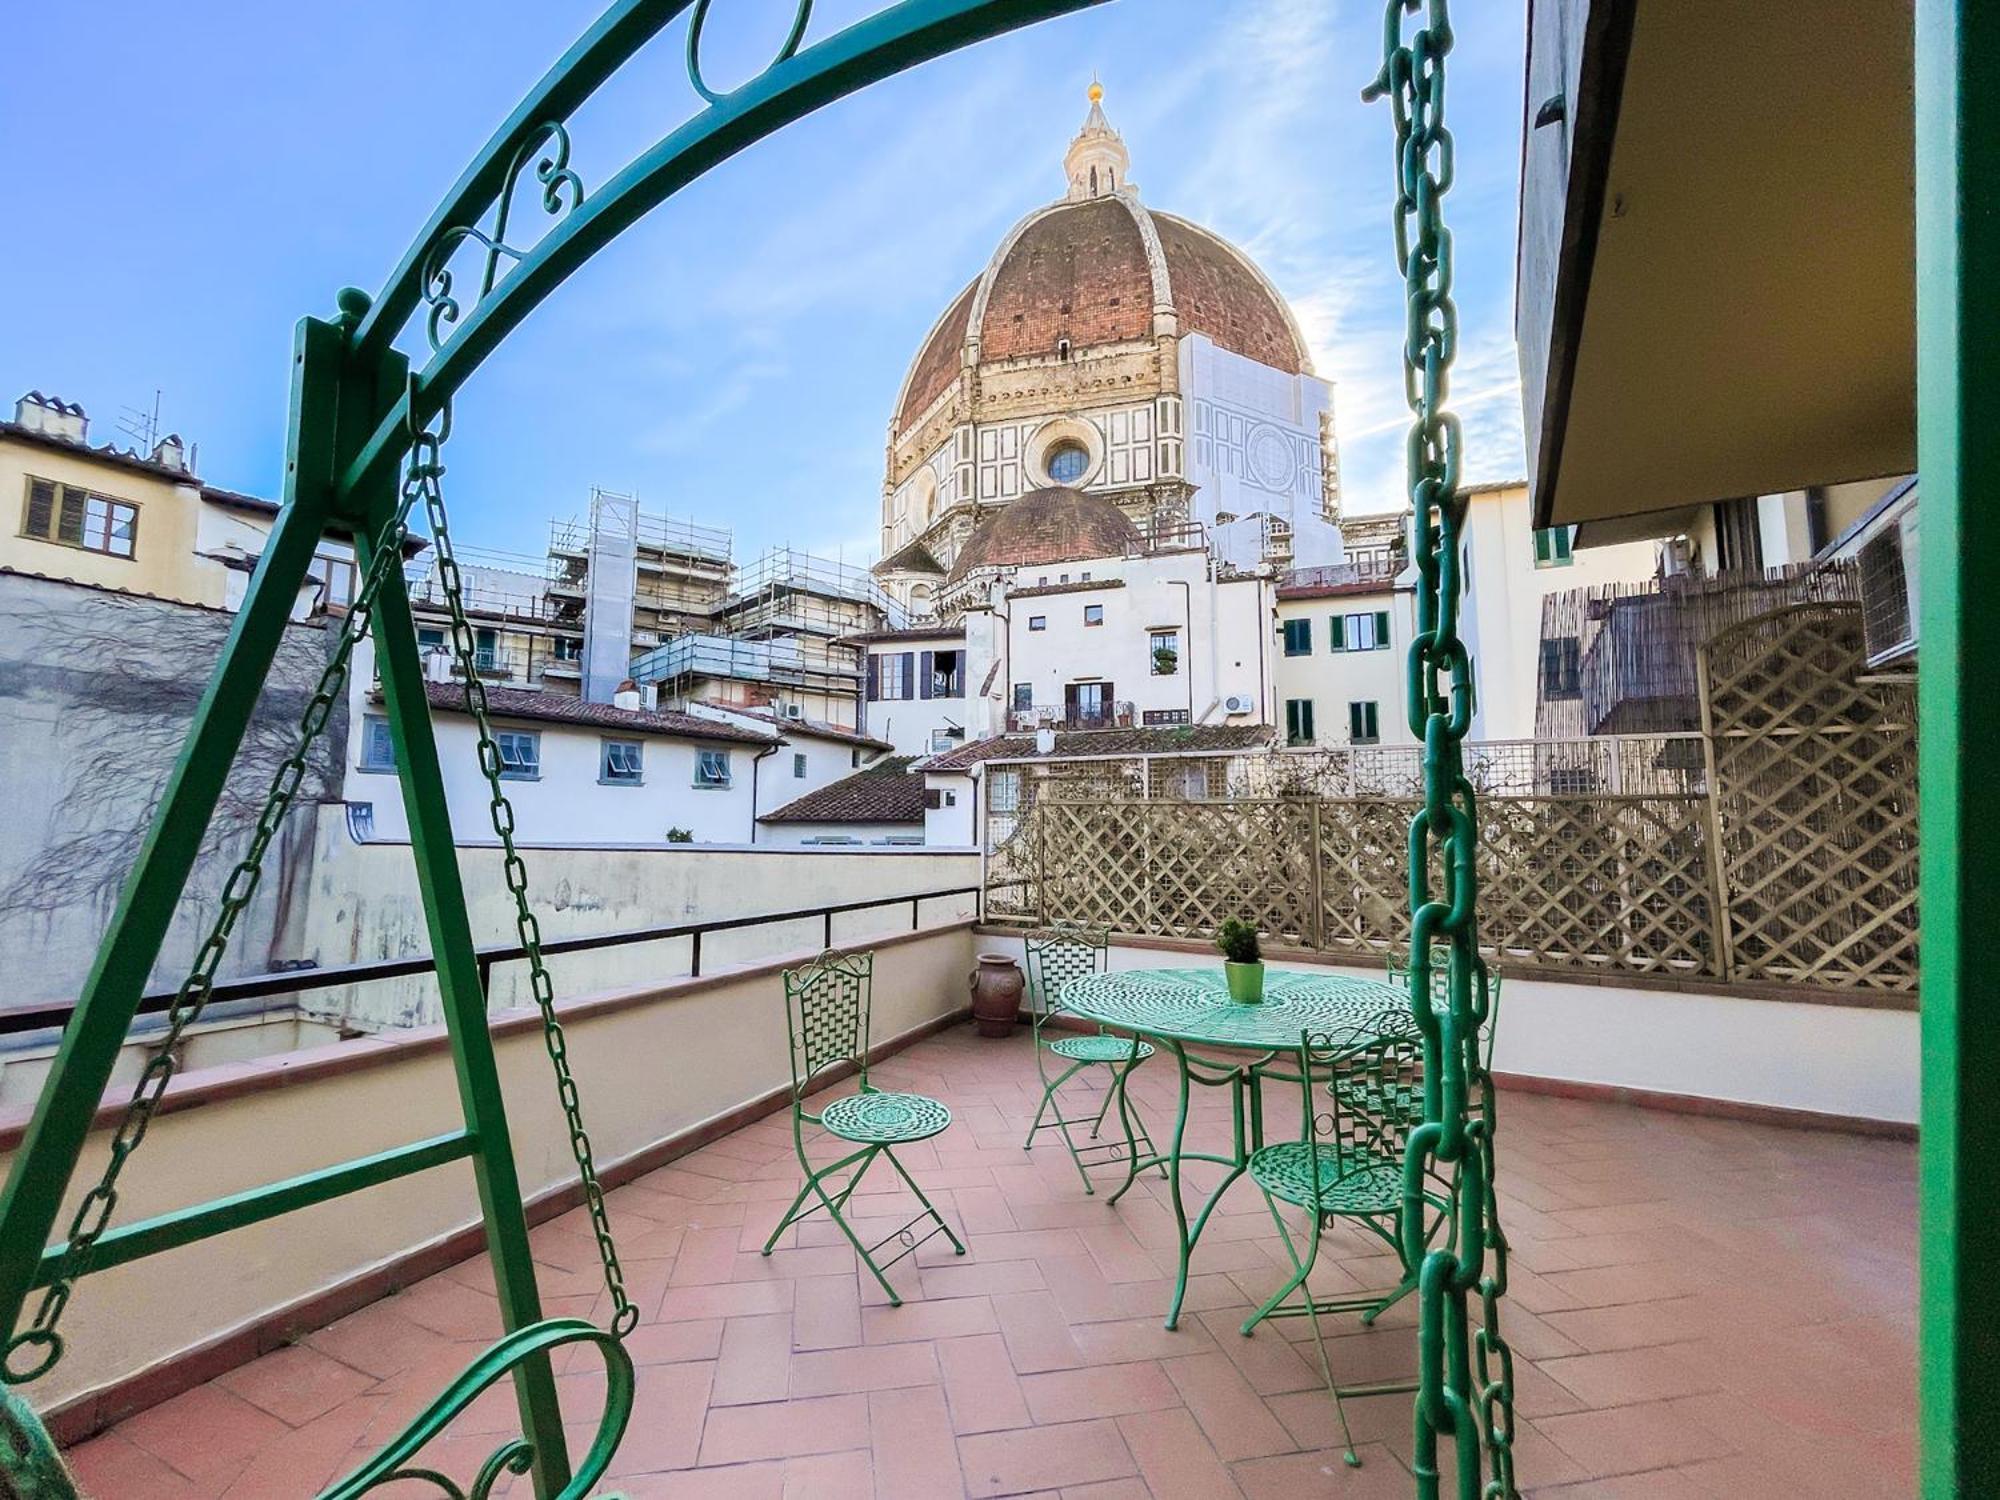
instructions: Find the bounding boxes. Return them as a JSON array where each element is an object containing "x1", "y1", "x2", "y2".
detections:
[
  {"x1": 892, "y1": 88, "x2": 1312, "y2": 436},
  {"x1": 945, "y1": 486, "x2": 1142, "y2": 583}
]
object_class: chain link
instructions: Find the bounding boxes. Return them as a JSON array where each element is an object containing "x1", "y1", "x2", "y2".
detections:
[
  {"x1": 1366, "y1": 2, "x2": 1519, "y2": 1495},
  {"x1": 3, "y1": 476, "x2": 425, "y2": 1386},
  {"x1": 408, "y1": 417, "x2": 638, "y2": 1340}
]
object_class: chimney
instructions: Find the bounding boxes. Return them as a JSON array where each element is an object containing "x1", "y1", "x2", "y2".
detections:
[
  {"x1": 14, "y1": 391, "x2": 88, "y2": 443},
  {"x1": 151, "y1": 433, "x2": 189, "y2": 473},
  {"x1": 613, "y1": 677, "x2": 643, "y2": 712},
  {"x1": 1034, "y1": 726, "x2": 1057, "y2": 756}
]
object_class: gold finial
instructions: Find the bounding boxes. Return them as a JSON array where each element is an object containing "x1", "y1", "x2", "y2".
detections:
[{"x1": 1088, "y1": 76, "x2": 1103, "y2": 104}]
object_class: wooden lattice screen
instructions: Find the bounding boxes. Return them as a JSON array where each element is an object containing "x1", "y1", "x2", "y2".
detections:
[{"x1": 1701, "y1": 602, "x2": 1918, "y2": 991}]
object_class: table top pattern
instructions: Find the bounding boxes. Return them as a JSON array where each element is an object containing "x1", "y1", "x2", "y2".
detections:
[{"x1": 1057, "y1": 966, "x2": 1409, "y2": 1051}]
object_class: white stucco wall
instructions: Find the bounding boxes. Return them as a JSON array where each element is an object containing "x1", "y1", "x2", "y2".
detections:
[
  {"x1": 1271, "y1": 587, "x2": 1417, "y2": 748},
  {"x1": 1000, "y1": 551, "x2": 1272, "y2": 729},
  {"x1": 1459, "y1": 483, "x2": 1661, "y2": 740},
  {"x1": 346, "y1": 643, "x2": 758, "y2": 846},
  {"x1": 861, "y1": 634, "x2": 973, "y2": 756}
]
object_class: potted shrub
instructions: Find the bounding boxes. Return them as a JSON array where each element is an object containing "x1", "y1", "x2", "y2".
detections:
[{"x1": 1216, "y1": 918, "x2": 1265, "y2": 1003}]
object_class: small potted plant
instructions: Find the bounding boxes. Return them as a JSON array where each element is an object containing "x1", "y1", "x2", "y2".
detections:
[{"x1": 1216, "y1": 918, "x2": 1265, "y2": 1003}]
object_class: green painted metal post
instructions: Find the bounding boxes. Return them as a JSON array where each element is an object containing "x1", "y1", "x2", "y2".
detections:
[
  {"x1": 355, "y1": 529, "x2": 572, "y2": 1498},
  {"x1": 0, "y1": 317, "x2": 344, "y2": 1360},
  {"x1": 1916, "y1": 2, "x2": 2000, "y2": 1493}
]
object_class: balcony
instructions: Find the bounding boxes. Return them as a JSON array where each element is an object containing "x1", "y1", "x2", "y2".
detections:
[
  {"x1": 1008, "y1": 699, "x2": 1138, "y2": 733},
  {"x1": 51, "y1": 930, "x2": 1913, "y2": 1497}
]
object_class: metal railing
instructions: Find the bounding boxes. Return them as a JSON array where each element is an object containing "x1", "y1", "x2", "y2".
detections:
[
  {"x1": 1006, "y1": 701, "x2": 1138, "y2": 732},
  {"x1": 0, "y1": 885, "x2": 983, "y2": 1038}
]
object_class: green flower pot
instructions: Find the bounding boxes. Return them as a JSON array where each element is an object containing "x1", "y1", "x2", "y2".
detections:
[{"x1": 1223, "y1": 960, "x2": 1265, "y2": 1004}]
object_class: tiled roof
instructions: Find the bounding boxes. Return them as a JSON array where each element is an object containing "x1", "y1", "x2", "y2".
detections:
[
  {"x1": 947, "y1": 487, "x2": 1141, "y2": 584},
  {"x1": 878, "y1": 538, "x2": 947, "y2": 576},
  {"x1": 713, "y1": 709, "x2": 893, "y2": 751},
  {"x1": 761, "y1": 757, "x2": 925, "y2": 824},
  {"x1": 843, "y1": 625, "x2": 966, "y2": 644},
  {"x1": 921, "y1": 722, "x2": 1274, "y2": 771},
  {"x1": 1007, "y1": 578, "x2": 1126, "y2": 600},
  {"x1": 897, "y1": 280, "x2": 978, "y2": 433},
  {"x1": 1276, "y1": 578, "x2": 1403, "y2": 601},
  {"x1": 415, "y1": 682, "x2": 773, "y2": 744}
]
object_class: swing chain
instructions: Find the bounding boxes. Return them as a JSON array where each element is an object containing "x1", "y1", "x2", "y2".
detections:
[
  {"x1": 1366, "y1": 1, "x2": 1519, "y2": 1495},
  {"x1": 406, "y1": 422, "x2": 638, "y2": 1339},
  {"x1": 3, "y1": 484, "x2": 425, "y2": 1387}
]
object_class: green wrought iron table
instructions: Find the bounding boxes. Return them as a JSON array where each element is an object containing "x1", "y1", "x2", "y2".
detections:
[{"x1": 1058, "y1": 966, "x2": 1406, "y2": 1329}]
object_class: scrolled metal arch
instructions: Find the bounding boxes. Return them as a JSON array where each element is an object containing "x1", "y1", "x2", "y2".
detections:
[
  {"x1": 333, "y1": 0, "x2": 1110, "y2": 515},
  {"x1": 316, "y1": 1318, "x2": 634, "y2": 1500},
  {"x1": 686, "y1": 0, "x2": 815, "y2": 104}
]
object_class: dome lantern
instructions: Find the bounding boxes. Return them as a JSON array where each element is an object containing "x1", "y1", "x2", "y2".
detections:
[{"x1": 1064, "y1": 78, "x2": 1131, "y2": 202}]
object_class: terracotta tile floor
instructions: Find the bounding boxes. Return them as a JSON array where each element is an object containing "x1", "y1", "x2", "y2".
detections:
[{"x1": 65, "y1": 1025, "x2": 1915, "y2": 1497}]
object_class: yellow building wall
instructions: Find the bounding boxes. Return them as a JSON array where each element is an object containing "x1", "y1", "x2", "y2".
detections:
[{"x1": 0, "y1": 438, "x2": 220, "y2": 607}]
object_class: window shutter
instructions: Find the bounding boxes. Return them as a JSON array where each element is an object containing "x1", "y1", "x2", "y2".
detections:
[
  {"x1": 56, "y1": 488, "x2": 86, "y2": 546},
  {"x1": 1329, "y1": 615, "x2": 1345, "y2": 652},
  {"x1": 1375, "y1": 610, "x2": 1390, "y2": 648},
  {"x1": 1349, "y1": 702, "x2": 1363, "y2": 741},
  {"x1": 1301, "y1": 700, "x2": 1313, "y2": 743},
  {"x1": 919, "y1": 650, "x2": 934, "y2": 700},
  {"x1": 866, "y1": 654, "x2": 879, "y2": 700},
  {"x1": 901, "y1": 652, "x2": 914, "y2": 697},
  {"x1": 24, "y1": 479, "x2": 55, "y2": 539}
]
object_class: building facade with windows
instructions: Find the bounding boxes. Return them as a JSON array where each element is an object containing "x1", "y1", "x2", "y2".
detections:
[
  {"x1": 3, "y1": 390, "x2": 397, "y2": 617},
  {"x1": 1272, "y1": 561, "x2": 1413, "y2": 749},
  {"x1": 344, "y1": 665, "x2": 769, "y2": 846}
]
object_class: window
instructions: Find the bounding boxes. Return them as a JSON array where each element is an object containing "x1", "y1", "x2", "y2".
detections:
[
  {"x1": 1083, "y1": 604, "x2": 1104, "y2": 627},
  {"x1": 1348, "y1": 701, "x2": 1381, "y2": 744},
  {"x1": 870, "y1": 651, "x2": 914, "y2": 700},
  {"x1": 1065, "y1": 681, "x2": 1113, "y2": 726},
  {"x1": 1028, "y1": 615, "x2": 1047, "y2": 632},
  {"x1": 1540, "y1": 636, "x2": 1582, "y2": 700},
  {"x1": 1282, "y1": 618, "x2": 1312, "y2": 656},
  {"x1": 1150, "y1": 628, "x2": 1180, "y2": 675},
  {"x1": 851, "y1": 747, "x2": 862, "y2": 768},
  {"x1": 1141, "y1": 709, "x2": 1191, "y2": 726},
  {"x1": 1285, "y1": 698, "x2": 1315, "y2": 747},
  {"x1": 1012, "y1": 682, "x2": 1033, "y2": 712},
  {"x1": 417, "y1": 626, "x2": 446, "y2": 653},
  {"x1": 600, "y1": 739, "x2": 643, "y2": 785},
  {"x1": 1060, "y1": 573, "x2": 1070, "y2": 584},
  {"x1": 359, "y1": 715, "x2": 397, "y2": 771},
  {"x1": 1330, "y1": 610, "x2": 1392, "y2": 652},
  {"x1": 793, "y1": 752, "x2": 808, "y2": 778},
  {"x1": 22, "y1": 478, "x2": 137, "y2": 559},
  {"x1": 928, "y1": 649, "x2": 964, "y2": 697},
  {"x1": 694, "y1": 748, "x2": 731, "y2": 788},
  {"x1": 496, "y1": 730, "x2": 540, "y2": 780},
  {"x1": 1046, "y1": 440, "x2": 1090, "y2": 484},
  {"x1": 1533, "y1": 526, "x2": 1575, "y2": 568},
  {"x1": 924, "y1": 787, "x2": 959, "y2": 810},
  {"x1": 307, "y1": 553, "x2": 356, "y2": 609},
  {"x1": 473, "y1": 627, "x2": 500, "y2": 674},
  {"x1": 554, "y1": 636, "x2": 582, "y2": 661}
]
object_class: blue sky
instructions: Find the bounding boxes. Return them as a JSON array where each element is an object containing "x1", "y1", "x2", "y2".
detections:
[{"x1": 0, "y1": 1, "x2": 1527, "y2": 566}]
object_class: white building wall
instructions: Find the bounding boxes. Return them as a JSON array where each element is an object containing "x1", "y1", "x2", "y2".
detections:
[
  {"x1": 1272, "y1": 589, "x2": 1417, "y2": 748},
  {"x1": 1001, "y1": 551, "x2": 1271, "y2": 728},
  {"x1": 682, "y1": 704, "x2": 881, "y2": 820},
  {"x1": 860, "y1": 635, "x2": 973, "y2": 756},
  {"x1": 345, "y1": 644, "x2": 758, "y2": 846},
  {"x1": 1459, "y1": 483, "x2": 1660, "y2": 740},
  {"x1": 1180, "y1": 333, "x2": 1342, "y2": 571},
  {"x1": 758, "y1": 820, "x2": 925, "y2": 848},
  {"x1": 922, "y1": 771, "x2": 979, "y2": 847}
]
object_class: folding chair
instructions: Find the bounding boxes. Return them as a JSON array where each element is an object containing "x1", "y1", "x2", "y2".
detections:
[
  {"x1": 1019, "y1": 926, "x2": 1158, "y2": 1195},
  {"x1": 762, "y1": 948, "x2": 964, "y2": 1304},
  {"x1": 1242, "y1": 1009, "x2": 1445, "y2": 1468}
]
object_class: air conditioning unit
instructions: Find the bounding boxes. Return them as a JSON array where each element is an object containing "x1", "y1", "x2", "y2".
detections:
[
  {"x1": 1858, "y1": 501, "x2": 1920, "y2": 668},
  {"x1": 781, "y1": 703, "x2": 806, "y2": 721},
  {"x1": 423, "y1": 649, "x2": 454, "y2": 685},
  {"x1": 1222, "y1": 694, "x2": 1254, "y2": 715}
]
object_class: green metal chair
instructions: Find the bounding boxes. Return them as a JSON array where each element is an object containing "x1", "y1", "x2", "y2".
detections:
[
  {"x1": 1020, "y1": 926, "x2": 1158, "y2": 1195},
  {"x1": 1388, "y1": 943, "x2": 1503, "y2": 1074},
  {"x1": 762, "y1": 948, "x2": 964, "y2": 1304},
  {"x1": 1242, "y1": 1010, "x2": 1443, "y2": 1469}
]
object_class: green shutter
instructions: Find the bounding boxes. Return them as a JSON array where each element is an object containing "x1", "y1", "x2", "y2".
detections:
[
  {"x1": 56, "y1": 487, "x2": 86, "y2": 546},
  {"x1": 24, "y1": 479, "x2": 55, "y2": 539},
  {"x1": 1375, "y1": 610, "x2": 1391, "y2": 648},
  {"x1": 1330, "y1": 614, "x2": 1346, "y2": 652}
]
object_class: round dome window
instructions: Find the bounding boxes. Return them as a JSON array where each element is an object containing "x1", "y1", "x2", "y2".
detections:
[{"x1": 1045, "y1": 441, "x2": 1090, "y2": 485}]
